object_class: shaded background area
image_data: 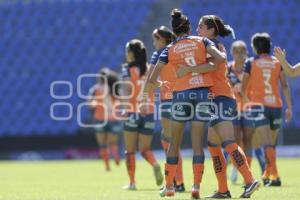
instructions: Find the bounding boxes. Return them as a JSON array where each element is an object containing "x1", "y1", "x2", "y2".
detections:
[{"x1": 0, "y1": 0, "x2": 299, "y2": 159}]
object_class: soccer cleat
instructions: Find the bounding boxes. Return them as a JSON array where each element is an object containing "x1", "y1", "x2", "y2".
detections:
[
  {"x1": 175, "y1": 183, "x2": 186, "y2": 193},
  {"x1": 160, "y1": 185, "x2": 175, "y2": 197},
  {"x1": 191, "y1": 184, "x2": 200, "y2": 199},
  {"x1": 230, "y1": 167, "x2": 238, "y2": 184},
  {"x1": 122, "y1": 183, "x2": 137, "y2": 191},
  {"x1": 240, "y1": 180, "x2": 260, "y2": 198},
  {"x1": 206, "y1": 190, "x2": 232, "y2": 199},
  {"x1": 153, "y1": 164, "x2": 163, "y2": 186},
  {"x1": 266, "y1": 178, "x2": 281, "y2": 187},
  {"x1": 262, "y1": 178, "x2": 270, "y2": 186}
]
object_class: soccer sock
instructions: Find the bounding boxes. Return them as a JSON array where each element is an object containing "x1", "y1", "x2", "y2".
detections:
[
  {"x1": 125, "y1": 152, "x2": 136, "y2": 184},
  {"x1": 165, "y1": 157, "x2": 178, "y2": 187},
  {"x1": 264, "y1": 146, "x2": 279, "y2": 179},
  {"x1": 99, "y1": 145, "x2": 110, "y2": 170},
  {"x1": 254, "y1": 147, "x2": 266, "y2": 174},
  {"x1": 141, "y1": 149, "x2": 157, "y2": 167},
  {"x1": 192, "y1": 155, "x2": 205, "y2": 186},
  {"x1": 109, "y1": 144, "x2": 120, "y2": 165},
  {"x1": 175, "y1": 152, "x2": 184, "y2": 185},
  {"x1": 223, "y1": 141, "x2": 254, "y2": 185},
  {"x1": 208, "y1": 145, "x2": 228, "y2": 193},
  {"x1": 245, "y1": 148, "x2": 253, "y2": 167}
]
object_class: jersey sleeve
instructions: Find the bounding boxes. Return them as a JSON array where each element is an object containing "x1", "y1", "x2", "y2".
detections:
[
  {"x1": 121, "y1": 66, "x2": 130, "y2": 80},
  {"x1": 243, "y1": 59, "x2": 252, "y2": 74},
  {"x1": 203, "y1": 37, "x2": 215, "y2": 48},
  {"x1": 158, "y1": 47, "x2": 169, "y2": 64},
  {"x1": 150, "y1": 51, "x2": 159, "y2": 65}
]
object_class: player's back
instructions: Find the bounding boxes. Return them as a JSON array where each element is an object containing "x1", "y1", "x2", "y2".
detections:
[
  {"x1": 246, "y1": 55, "x2": 282, "y2": 107},
  {"x1": 165, "y1": 36, "x2": 213, "y2": 91},
  {"x1": 209, "y1": 39, "x2": 234, "y2": 99}
]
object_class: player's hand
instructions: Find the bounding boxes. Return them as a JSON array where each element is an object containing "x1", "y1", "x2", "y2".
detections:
[
  {"x1": 176, "y1": 65, "x2": 189, "y2": 78},
  {"x1": 285, "y1": 108, "x2": 292, "y2": 122},
  {"x1": 218, "y1": 43, "x2": 226, "y2": 53},
  {"x1": 274, "y1": 47, "x2": 286, "y2": 62}
]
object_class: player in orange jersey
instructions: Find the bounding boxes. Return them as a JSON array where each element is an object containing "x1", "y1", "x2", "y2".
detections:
[
  {"x1": 145, "y1": 9, "x2": 226, "y2": 199},
  {"x1": 241, "y1": 33, "x2": 292, "y2": 187},
  {"x1": 274, "y1": 46, "x2": 300, "y2": 77},
  {"x1": 88, "y1": 68, "x2": 122, "y2": 171},
  {"x1": 177, "y1": 15, "x2": 260, "y2": 199},
  {"x1": 228, "y1": 41, "x2": 265, "y2": 183},
  {"x1": 120, "y1": 39, "x2": 163, "y2": 190},
  {"x1": 150, "y1": 26, "x2": 185, "y2": 192}
]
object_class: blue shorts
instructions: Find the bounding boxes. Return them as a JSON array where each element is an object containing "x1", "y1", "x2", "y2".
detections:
[
  {"x1": 233, "y1": 111, "x2": 255, "y2": 128},
  {"x1": 172, "y1": 88, "x2": 212, "y2": 122},
  {"x1": 123, "y1": 113, "x2": 155, "y2": 135},
  {"x1": 210, "y1": 96, "x2": 237, "y2": 127},
  {"x1": 94, "y1": 120, "x2": 122, "y2": 134},
  {"x1": 251, "y1": 106, "x2": 282, "y2": 130},
  {"x1": 160, "y1": 99, "x2": 172, "y2": 119}
]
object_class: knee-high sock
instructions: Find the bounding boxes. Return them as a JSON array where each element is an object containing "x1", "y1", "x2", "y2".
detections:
[
  {"x1": 192, "y1": 155, "x2": 205, "y2": 186},
  {"x1": 165, "y1": 157, "x2": 178, "y2": 187},
  {"x1": 264, "y1": 146, "x2": 279, "y2": 179},
  {"x1": 125, "y1": 152, "x2": 136, "y2": 184},
  {"x1": 223, "y1": 141, "x2": 254, "y2": 185},
  {"x1": 208, "y1": 145, "x2": 228, "y2": 193},
  {"x1": 254, "y1": 148, "x2": 265, "y2": 174}
]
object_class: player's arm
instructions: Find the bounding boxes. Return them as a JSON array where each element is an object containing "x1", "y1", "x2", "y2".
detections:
[
  {"x1": 274, "y1": 47, "x2": 300, "y2": 77},
  {"x1": 143, "y1": 63, "x2": 161, "y2": 93},
  {"x1": 279, "y1": 71, "x2": 293, "y2": 122},
  {"x1": 176, "y1": 62, "x2": 216, "y2": 78},
  {"x1": 206, "y1": 43, "x2": 227, "y2": 62},
  {"x1": 241, "y1": 59, "x2": 251, "y2": 103}
]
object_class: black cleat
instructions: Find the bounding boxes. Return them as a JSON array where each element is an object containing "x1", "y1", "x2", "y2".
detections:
[
  {"x1": 262, "y1": 178, "x2": 270, "y2": 186},
  {"x1": 175, "y1": 183, "x2": 185, "y2": 192},
  {"x1": 240, "y1": 180, "x2": 260, "y2": 198},
  {"x1": 266, "y1": 178, "x2": 281, "y2": 187},
  {"x1": 205, "y1": 190, "x2": 232, "y2": 199}
]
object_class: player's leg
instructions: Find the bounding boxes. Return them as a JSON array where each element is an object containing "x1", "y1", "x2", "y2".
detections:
[
  {"x1": 122, "y1": 113, "x2": 139, "y2": 190},
  {"x1": 241, "y1": 116, "x2": 255, "y2": 168},
  {"x1": 161, "y1": 116, "x2": 185, "y2": 191},
  {"x1": 252, "y1": 129, "x2": 265, "y2": 174},
  {"x1": 213, "y1": 97, "x2": 259, "y2": 198},
  {"x1": 206, "y1": 127, "x2": 231, "y2": 199},
  {"x1": 107, "y1": 132, "x2": 120, "y2": 166},
  {"x1": 266, "y1": 107, "x2": 283, "y2": 186},
  {"x1": 190, "y1": 121, "x2": 206, "y2": 199},
  {"x1": 138, "y1": 113, "x2": 163, "y2": 186},
  {"x1": 96, "y1": 132, "x2": 110, "y2": 171},
  {"x1": 230, "y1": 122, "x2": 242, "y2": 184}
]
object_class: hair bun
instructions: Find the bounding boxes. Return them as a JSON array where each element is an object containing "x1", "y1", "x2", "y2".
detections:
[{"x1": 171, "y1": 9, "x2": 182, "y2": 19}]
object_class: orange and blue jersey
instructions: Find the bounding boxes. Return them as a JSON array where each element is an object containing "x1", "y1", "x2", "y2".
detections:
[
  {"x1": 159, "y1": 35, "x2": 214, "y2": 92},
  {"x1": 244, "y1": 55, "x2": 283, "y2": 108},
  {"x1": 89, "y1": 84, "x2": 112, "y2": 121},
  {"x1": 208, "y1": 39, "x2": 235, "y2": 99},
  {"x1": 150, "y1": 48, "x2": 175, "y2": 100},
  {"x1": 121, "y1": 64, "x2": 155, "y2": 113}
]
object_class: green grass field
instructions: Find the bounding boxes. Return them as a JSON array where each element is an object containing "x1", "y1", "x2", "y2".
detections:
[{"x1": 0, "y1": 158, "x2": 300, "y2": 200}]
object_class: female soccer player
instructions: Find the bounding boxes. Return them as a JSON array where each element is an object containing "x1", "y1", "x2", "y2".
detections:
[
  {"x1": 274, "y1": 47, "x2": 300, "y2": 77},
  {"x1": 88, "y1": 68, "x2": 122, "y2": 171},
  {"x1": 121, "y1": 39, "x2": 163, "y2": 190},
  {"x1": 150, "y1": 26, "x2": 185, "y2": 192},
  {"x1": 177, "y1": 15, "x2": 260, "y2": 198},
  {"x1": 228, "y1": 40, "x2": 265, "y2": 183},
  {"x1": 146, "y1": 9, "x2": 226, "y2": 199},
  {"x1": 241, "y1": 33, "x2": 292, "y2": 187}
]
